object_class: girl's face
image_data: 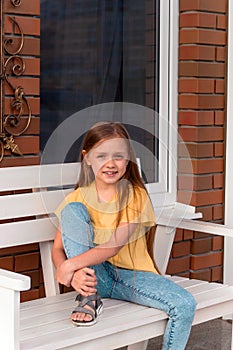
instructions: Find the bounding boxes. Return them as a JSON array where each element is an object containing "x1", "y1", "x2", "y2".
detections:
[{"x1": 84, "y1": 137, "x2": 129, "y2": 187}]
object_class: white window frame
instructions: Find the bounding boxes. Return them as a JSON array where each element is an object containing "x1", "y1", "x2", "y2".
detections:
[
  {"x1": 146, "y1": 0, "x2": 179, "y2": 210},
  {"x1": 41, "y1": 0, "x2": 186, "y2": 216}
]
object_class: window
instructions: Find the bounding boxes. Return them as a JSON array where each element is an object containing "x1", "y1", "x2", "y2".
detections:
[{"x1": 40, "y1": 0, "x2": 179, "y2": 208}]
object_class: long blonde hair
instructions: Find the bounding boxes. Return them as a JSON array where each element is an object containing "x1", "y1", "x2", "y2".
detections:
[{"x1": 75, "y1": 121, "x2": 157, "y2": 268}]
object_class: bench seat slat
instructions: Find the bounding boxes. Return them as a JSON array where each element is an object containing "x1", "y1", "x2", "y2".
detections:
[
  {"x1": 20, "y1": 290, "x2": 125, "y2": 312},
  {"x1": 171, "y1": 279, "x2": 226, "y2": 295},
  {"x1": 183, "y1": 282, "x2": 225, "y2": 294},
  {"x1": 171, "y1": 278, "x2": 208, "y2": 288},
  {"x1": 21, "y1": 301, "x2": 154, "y2": 338},
  {"x1": 194, "y1": 285, "x2": 233, "y2": 308},
  {"x1": 19, "y1": 277, "x2": 233, "y2": 349},
  {"x1": 21, "y1": 320, "x2": 166, "y2": 350},
  {"x1": 21, "y1": 298, "x2": 146, "y2": 322},
  {"x1": 21, "y1": 305, "x2": 167, "y2": 350}
]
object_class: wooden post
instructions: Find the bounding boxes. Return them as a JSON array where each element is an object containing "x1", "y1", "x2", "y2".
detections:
[{"x1": 0, "y1": 287, "x2": 20, "y2": 350}]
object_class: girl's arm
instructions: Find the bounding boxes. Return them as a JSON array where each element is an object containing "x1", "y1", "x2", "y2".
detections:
[
  {"x1": 52, "y1": 229, "x2": 97, "y2": 291},
  {"x1": 52, "y1": 229, "x2": 74, "y2": 286},
  {"x1": 57, "y1": 222, "x2": 138, "y2": 281},
  {"x1": 52, "y1": 229, "x2": 67, "y2": 268}
]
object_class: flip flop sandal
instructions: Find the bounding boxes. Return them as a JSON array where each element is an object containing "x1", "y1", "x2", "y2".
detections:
[{"x1": 71, "y1": 293, "x2": 103, "y2": 326}]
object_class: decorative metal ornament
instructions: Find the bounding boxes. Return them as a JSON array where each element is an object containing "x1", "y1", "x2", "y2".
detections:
[
  {"x1": 11, "y1": 0, "x2": 22, "y2": 7},
  {"x1": 0, "y1": 1, "x2": 32, "y2": 163}
]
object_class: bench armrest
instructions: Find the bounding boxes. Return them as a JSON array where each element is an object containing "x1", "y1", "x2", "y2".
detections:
[
  {"x1": 154, "y1": 217, "x2": 233, "y2": 275},
  {"x1": 0, "y1": 269, "x2": 30, "y2": 291},
  {"x1": 158, "y1": 217, "x2": 233, "y2": 238}
]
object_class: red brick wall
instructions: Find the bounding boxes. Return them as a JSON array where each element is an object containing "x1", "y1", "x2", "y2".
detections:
[
  {"x1": 1, "y1": 0, "x2": 40, "y2": 167},
  {"x1": 0, "y1": 0, "x2": 229, "y2": 301},
  {"x1": 166, "y1": 0, "x2": 228, "y2": 281},
  {"x1": 0, "y1": 0, "x2": 42, "y2": 301}
]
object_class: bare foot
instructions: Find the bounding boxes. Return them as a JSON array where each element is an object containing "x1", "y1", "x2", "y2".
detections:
[
  {"x1": 71, "y1": 293, "x2": 102, "y2": 326},
  {"x1": 71, "y1": 300, "x2": 94, "y2": 323}
]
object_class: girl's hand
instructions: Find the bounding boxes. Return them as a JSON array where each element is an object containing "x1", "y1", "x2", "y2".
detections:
[
  {"x1": 55, "y1": 259, "x2": 74, "y2": 287},
  {"x1": 71, "y1": 267, "x2": 97, "y2": 296}
]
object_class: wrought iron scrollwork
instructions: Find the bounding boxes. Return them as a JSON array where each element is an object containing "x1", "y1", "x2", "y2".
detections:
[
  {"x1": 11, "y1": 0, "x2": 22, "y2": 7},
  {"x1": 0, "y1": 1, "x2": 32, "y2": 163}
]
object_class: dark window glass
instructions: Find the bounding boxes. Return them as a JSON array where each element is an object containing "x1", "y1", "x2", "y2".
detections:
[{"x1": 41, "y1": 0, "x2": 160, "y2": 183}]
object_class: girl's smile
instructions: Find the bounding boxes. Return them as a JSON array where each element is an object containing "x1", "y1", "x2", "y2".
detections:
[{"x1": 102, "y1": 171, "x2": 118, "y2": 176}]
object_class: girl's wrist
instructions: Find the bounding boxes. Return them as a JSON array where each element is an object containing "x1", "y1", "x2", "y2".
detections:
[{"x1": 67, "y1": 257, "x2": 80, "y2": 273}]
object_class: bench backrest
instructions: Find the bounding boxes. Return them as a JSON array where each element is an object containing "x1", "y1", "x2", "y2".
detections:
[{"x1": 0, "y1": 163, "x2": 176, "y2": 296}]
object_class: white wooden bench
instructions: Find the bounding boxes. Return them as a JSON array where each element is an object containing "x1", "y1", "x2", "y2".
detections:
[{"x1": 0, "y1": 163, "x2": 233, "y2": 350}]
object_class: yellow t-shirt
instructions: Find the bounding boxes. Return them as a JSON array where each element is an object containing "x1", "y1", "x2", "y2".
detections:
[{"x1": 55, "y1": 182, "x2": 157, "y2": 273}]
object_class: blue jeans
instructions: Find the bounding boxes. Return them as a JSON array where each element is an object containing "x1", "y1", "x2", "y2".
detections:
[{"x1": 61, "y1": 202, "x2": 196, "y2": 350}]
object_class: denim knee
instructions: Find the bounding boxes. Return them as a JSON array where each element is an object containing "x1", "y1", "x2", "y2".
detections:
[
  {"x1": 61, "y1": 202, "x2": 91, "y2": 224},
  {"x1": 185, "y1": 291, "x2": 196, "y2": 319},
  {"x1": 60, "y1": 202, "x2": 94, "y2": 257},
  {"x1": 173, "y1": 290, "x2": 196, "y2": 322}
]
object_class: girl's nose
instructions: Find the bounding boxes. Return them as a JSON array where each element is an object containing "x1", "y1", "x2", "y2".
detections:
[{"x1": 106, "y1": 158, "x2": 116, "y2": 167}]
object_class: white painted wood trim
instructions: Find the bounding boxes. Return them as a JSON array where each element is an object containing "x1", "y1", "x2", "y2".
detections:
[
  {"x1": 0, "y1": 163, "x2": 80, "y2": 191},
  {"x1": 0, "y1": 189, "x2": 71, "y2": 220},
  {"x1": 39, "y1": 242, "x2": 60, "y2": 297},
  {"x1": 0, "y1": 217, "x2": 58, "y2": 248},
  {"x1": 158, "y1": 217, "x2": 233, "y2": 238},
  {"x1": 158, "y1": 0, "x2": 169, "y2": 193},
  {"x1": 146, "y1": 0, "x2": 179, "y2": 207},
  {"x1": 127, "y1": 340, "x2": 149, "y2": 350},
  {"x1": 0, "y1": 287, "x2": 20, "y2": 350},
  {"x1": 0, "y1": 269, "x2": 30, "y2": 291},
  {"x1": 168, "y1": 0, "x2": 179, "y2": 203},
  {"x1": 154, "y1": 201, "x2": 202, "y2": 220},
  {"x1": 153, "y1": 225, "x2": 176, "y2": 275}
]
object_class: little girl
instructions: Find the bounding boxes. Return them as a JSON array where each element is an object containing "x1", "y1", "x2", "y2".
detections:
[{"x1": 52, "y1": 122, "x2": 196, "y2": 350}]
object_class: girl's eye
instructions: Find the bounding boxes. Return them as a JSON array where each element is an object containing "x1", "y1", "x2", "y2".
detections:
[
  {"x1": 114, "y1": 154, "x2": 124, "y2": 159},
  {"x1": 97, "y1": 154, "x2": 105, "y2": 159}
]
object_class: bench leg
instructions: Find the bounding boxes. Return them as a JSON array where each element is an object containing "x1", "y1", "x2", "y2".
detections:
[
  {"x1": 0, "y1": 287, "x2": 20, "y2": 350},
  {"x1": 231, "y1": 322, "x2": 233, "y2": 350},
  {"x1": 127, "y1": 340, "x2": 148, "y2": 350}
]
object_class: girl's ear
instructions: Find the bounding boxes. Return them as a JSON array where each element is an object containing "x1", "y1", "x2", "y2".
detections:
[{"x1": 82, "y1": 150, "x2": 91, "y2": 166}]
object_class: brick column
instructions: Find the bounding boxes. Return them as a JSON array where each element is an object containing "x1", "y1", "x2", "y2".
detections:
[
  {"x1": 1, "y1": 0, "x2": 40, "y2": 167},
  {"x1": 167, "y1": 0, "x2": 227, "y2": 282},
  {"x1": 0, "y1": 0, "x2": 41, "y2": 302}
]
